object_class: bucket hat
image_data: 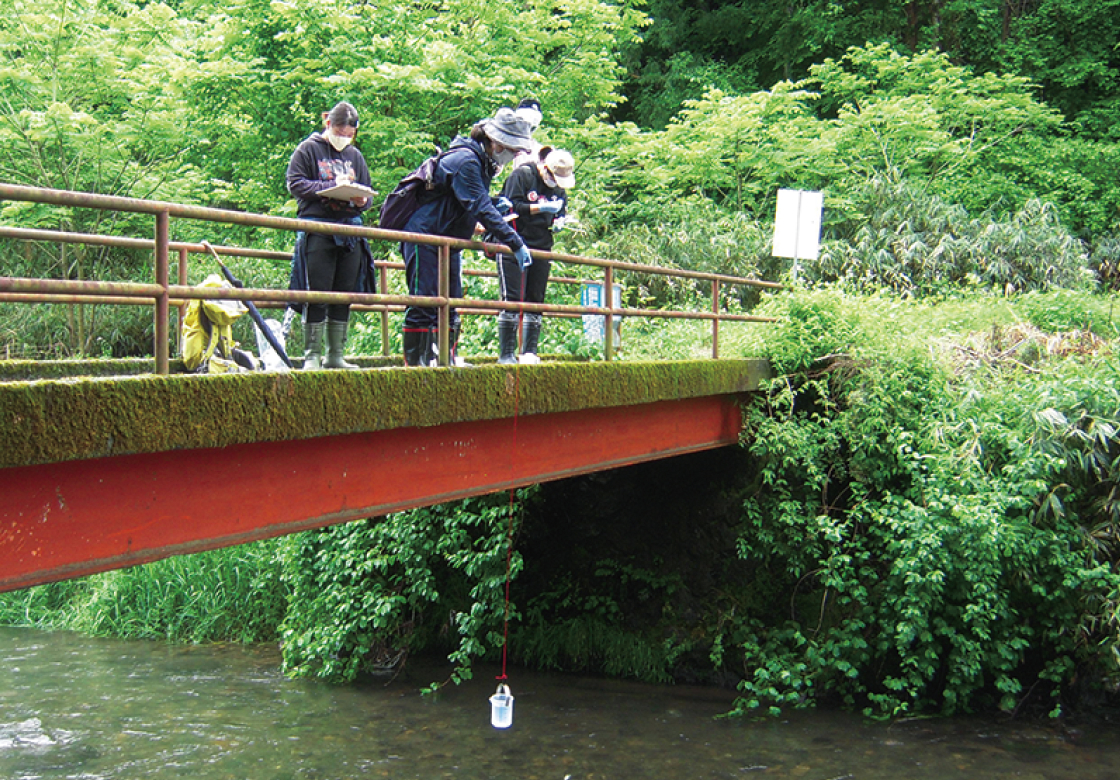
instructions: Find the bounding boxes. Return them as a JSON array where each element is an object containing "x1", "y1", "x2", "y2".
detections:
[{"x1": 482, "y1": 108, "x2": 533, "y2": 152}]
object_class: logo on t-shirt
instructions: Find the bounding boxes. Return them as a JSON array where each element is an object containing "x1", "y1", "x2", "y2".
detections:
[{"x1": 318, "y1": 159, "x2": 355, "y2": 182}]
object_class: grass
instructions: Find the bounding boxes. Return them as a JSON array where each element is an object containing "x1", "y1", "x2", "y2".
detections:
[{"x1": 0, "y1": 541, "x2": 287, "y2": 643}]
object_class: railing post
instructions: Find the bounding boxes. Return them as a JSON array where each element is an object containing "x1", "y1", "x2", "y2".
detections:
[
  {"x1": 711, "y1": 279, "x2": 720, "y2": 360},
  {"x1": 603, "y1": 264, "x2": 614, "y2": 362},
  {"x1": 437, "y1": 243, "x2": 450, "y2": 367},
  {"x1": 175, "y1": 246, "x2": 188, "y2": 356},
  {"x1": 379, "y1": 264, "x2": 390, "y2": 357},
  {"x1": 154, "y1": 210, "x2": 170, "y2": 375}
]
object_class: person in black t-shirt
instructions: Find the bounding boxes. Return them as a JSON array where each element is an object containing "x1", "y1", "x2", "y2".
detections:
[{"x1": 494, "y1": 149, "x2": 575, "y2": 364}]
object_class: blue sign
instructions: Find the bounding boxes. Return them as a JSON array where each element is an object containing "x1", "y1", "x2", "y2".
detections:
[{"x1": 580, "y1": 283, "x2": 622, "y2": 343}]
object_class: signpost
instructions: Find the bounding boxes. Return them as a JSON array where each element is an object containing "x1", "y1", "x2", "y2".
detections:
[
  {"x1": 581, "y1": 282, "x2": 622, "y2": 345},
  {"x1": 772, "y1": 189, "x2": 824, "y2": 279}
]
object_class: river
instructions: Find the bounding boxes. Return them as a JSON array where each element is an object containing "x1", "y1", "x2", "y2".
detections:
[{"x1": 1, "y1": 626, "x2": 1117, "y2": 779}]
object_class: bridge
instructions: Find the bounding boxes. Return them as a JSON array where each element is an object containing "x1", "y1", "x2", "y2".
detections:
[{"x1": 0, "y1": 184, "x2": 777, "y2": 593}]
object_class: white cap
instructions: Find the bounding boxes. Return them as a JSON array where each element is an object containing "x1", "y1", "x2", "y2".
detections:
[{"x1": 542, "y1": 149, "x2": 575, "y2": 189}]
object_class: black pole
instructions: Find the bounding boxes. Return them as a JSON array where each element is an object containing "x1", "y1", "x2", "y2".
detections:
[{"x1": 202, "y1": 242, "x2": 294, "y2": 368}]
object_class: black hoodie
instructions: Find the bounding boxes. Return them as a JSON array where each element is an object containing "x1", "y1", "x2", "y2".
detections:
[{"x1": 285, "y1": 131, "x2": 372, "y2": 220}]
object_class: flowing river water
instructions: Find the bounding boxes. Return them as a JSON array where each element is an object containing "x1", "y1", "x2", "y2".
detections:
[{"x1": 1, "y1": 626, "x2": 1118, "y2": 779}]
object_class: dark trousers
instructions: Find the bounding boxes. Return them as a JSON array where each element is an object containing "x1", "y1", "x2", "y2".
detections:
[
  {"x1": 305, "y1": 233, "x2": 362, "y2": 324},
  {"x1": 402, "y1": 242, "x2": 462, "y2": 331},
  {"x1": 496, "y1": 252, "x2": 551, "y2": 307}
]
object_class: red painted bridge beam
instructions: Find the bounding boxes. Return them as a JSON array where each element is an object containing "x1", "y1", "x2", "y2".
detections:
[{"x1": 0, "y1": 395, "x2": 744, "y2": 592}]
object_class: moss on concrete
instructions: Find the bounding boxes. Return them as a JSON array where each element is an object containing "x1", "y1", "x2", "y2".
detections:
[
  {"x1": 0, "y1": 359, "x2": 770, "y2": 469},
  {"x1": 0, "y1": 358, "x2": 188, "y2": 381}
]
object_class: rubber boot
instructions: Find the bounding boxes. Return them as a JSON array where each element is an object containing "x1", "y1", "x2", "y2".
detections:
[
  {"x1": 449, "y1": 326, "x2": 471, "y2": 367},
  {"x1": 324, "y1": 319, "x2": 359, "y2": 369},
  {"x1": 302, "y1": 320, "x2": 325, "y2": 370},
  {"x1": 497, "y1": 318, "x2": 518, "y2": 364},
  {"x1": 403, "y1": 329, "x2": 434, "y2": 367},
  {"x1": 519, "y1": 317, "x2": 541, "y2": 364}
]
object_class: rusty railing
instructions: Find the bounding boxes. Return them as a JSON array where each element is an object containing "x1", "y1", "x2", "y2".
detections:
[{"x1": 0, "y1": 183, "x2": 780, "y2": 373}]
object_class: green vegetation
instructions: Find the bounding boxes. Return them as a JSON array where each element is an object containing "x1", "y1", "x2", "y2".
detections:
[
  {"x1": 279, "y1": 494, "x2": 522, "y2": 686},
  {"x1": 0, "y1": 541, "x2": 286, "y2": 643},
  {"x1": 3, "y1": 289, "x2": 1120, "y2": 719},
  {"x1": 3, "y1": 2, "x2": 1118, "y2": 359},
  {"x1": 731, "y1": 289, "x2": 1120, "y2": 717},
  {"x1": 2, "y1": 0, "x2": 1120, "y2": 720}
]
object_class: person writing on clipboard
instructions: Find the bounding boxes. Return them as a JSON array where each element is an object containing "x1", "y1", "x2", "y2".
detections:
[{"x1": 286, "y1": 100, "x2": 375, "y2": 370}]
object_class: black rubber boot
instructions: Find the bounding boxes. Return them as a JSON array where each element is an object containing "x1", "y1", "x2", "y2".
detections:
[
  {"x1": 520, "y1": 316, "x2": 541, "y2": 361},
  {"x1": 403, "y1": 329, "x2": 434, "y2": 367}
]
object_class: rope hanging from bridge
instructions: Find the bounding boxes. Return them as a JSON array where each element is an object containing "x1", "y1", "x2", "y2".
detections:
[
  {"x1": 496, "y1": 302, "x2": 527, "y2": 684},
  {"x1": 491, "y1": 292, "x2": 530, "y2": 732},
  {"x1": 487, "y1": 301, "x2": 529, "y2": 728}
]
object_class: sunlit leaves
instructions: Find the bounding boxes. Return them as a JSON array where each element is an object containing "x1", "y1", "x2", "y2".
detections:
[
  {"x1": 0, "y1": 0, "x2": 200, "y2": 201},
  {"x1": 183, "y1": 0, "x2": 646, "y2": 213}
]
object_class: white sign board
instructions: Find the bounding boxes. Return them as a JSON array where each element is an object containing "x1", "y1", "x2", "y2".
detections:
[{"x1": 772, "y1": 189, "x2": 823, "y2": 261}]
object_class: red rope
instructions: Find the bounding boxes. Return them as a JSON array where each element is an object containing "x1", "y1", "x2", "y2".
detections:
[{"x1": 497, "y1": 264, "x2": 528, "y2": 682}]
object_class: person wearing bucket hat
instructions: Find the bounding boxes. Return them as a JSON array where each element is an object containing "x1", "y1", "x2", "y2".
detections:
[
  {"x1": 493, "y1": 147, "x2": 576, "y2": 364},
  {"x1": 514, "y1": 98, "x2": 542, "y2": 131},
  {"x1": 510, "y1": 98, "x2": 545, "y2": 170},
  {"x1": 398, "y1": 108, "x2": 534, "y2": 366}
]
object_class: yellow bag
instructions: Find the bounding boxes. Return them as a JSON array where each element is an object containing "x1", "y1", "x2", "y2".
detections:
[{"x1": 181, "y1": 274, "x2": 249, "y2": 372}]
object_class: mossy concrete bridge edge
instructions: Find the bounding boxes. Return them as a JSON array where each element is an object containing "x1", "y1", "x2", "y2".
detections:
[{"x1": 0, "y1": 359, "x2": 770, "y2": 469}]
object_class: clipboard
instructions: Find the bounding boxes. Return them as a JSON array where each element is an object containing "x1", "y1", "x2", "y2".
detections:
[{"x1": 319, "y1": 182, "x2": 377, "y2": 201}]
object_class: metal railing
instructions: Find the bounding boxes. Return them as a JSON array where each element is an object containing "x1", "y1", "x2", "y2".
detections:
[{"x1": 0, "y1": 183, "x2": 780, "y2": 373}]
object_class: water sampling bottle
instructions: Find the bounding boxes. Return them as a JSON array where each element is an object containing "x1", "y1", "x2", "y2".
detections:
[{"x1": 489, "y1": 683, "x2": 514, "y2": 728}]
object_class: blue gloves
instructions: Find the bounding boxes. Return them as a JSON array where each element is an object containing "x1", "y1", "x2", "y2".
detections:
[
  {"x1": 512, "y1": 245, "x2": 532, "y2": 271},
  {"x1": 537, "y1": 198, "x2": 564, "y2": 215},
  {"x1": 494, "y1": 196, "x2": 513, "y2": 216}
]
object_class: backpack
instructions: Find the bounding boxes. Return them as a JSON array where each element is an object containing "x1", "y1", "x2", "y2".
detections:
[
  {"x1": 181, "y1": 274, "x2": 256, "y2": 373},
  {"x1": 378, "y1": 148, "x2": 461, "y2": 231}
]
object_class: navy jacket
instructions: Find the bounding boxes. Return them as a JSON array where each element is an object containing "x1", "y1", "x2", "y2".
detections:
[{"x1": 402, "y1": 137, "x2": 524, "y2": 251}]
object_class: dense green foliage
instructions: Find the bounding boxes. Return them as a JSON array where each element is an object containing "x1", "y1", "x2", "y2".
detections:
[
  {"x1": 279, "y1": 493, "x2": 523, "y2": 686},
  {"x1": 0, "y1": 541, "x2": 286, "y2": 642},
  {"x1": 732, "y1": 289, "x2": 1120, "y2": 717},
  {"x1": 617, "y1": 0, "x2": 1120, "y2": 139},
  {"x1": 2, "y1": 0, "x2": 1120, "y2": 719}
]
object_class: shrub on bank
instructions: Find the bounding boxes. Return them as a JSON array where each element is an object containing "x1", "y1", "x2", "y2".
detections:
[{"x1": 726, "y1": 288, "x2": 1120, "y2": 717}]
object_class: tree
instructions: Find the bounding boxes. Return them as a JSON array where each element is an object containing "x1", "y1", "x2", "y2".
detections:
[
  {"x1": 0, "y1": 0, "x2": 204, "y2": 356},
  {"x1": 181, "y1": 0, "x2": 648, "y2": 218}
]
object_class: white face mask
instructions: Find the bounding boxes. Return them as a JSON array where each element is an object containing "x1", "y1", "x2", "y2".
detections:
[
  {"x1": 493, "y1": 147, "x2": 517, "y2": 166},
  {"x1": 326, "y1": 130, "x2": 352, "y2": 152}
]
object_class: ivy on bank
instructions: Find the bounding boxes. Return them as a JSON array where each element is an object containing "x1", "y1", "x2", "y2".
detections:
[
  {"x1": 727, "y1": 289, "x2": 1120, "y2": 718},
  {"x1": 279, "y1": 492, "x2": 527, "y2": 686}
]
